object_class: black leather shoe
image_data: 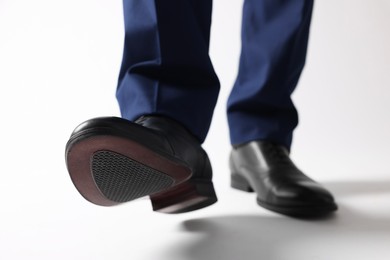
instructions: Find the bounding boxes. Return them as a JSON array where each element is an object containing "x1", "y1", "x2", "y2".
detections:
[
  {"x1": 65, "y1": 116, "x2": 217, "y2": 213},
  {"x1": 230, "y1": 141, "x2": 337, "y2": 217}
]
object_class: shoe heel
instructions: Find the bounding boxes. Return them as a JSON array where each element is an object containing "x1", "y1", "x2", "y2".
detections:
[
  {"x1": 231, "y1": 173, "x2": 254, "y2": 192},
  {"x1": 150, "y1": 180, "x2": 217, "y2": 214}
]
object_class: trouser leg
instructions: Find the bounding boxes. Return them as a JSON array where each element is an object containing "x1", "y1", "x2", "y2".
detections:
[
  {"x1": 227, "y1": 0, "x2": 314, "y2": 149},
  {"x1": 117, "y1": 0, "x2": 220, "y2": 143}
]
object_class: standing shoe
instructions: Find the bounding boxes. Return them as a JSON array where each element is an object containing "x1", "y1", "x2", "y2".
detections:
[
  {"x1": 230, "y1": 141, "x2": 337, "y2": 217},
  {"x1": 65, "y1": 116, "x2": 217, "y2": 213}
]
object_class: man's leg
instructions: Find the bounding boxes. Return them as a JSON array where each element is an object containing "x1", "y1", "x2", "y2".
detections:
[
  {"x1": 65, "y1": 0, "x2": 220, "y2": 213},
  {"x1": 228, "y1": 0, "x2": 313, "y2": 148},
  {"x1": 117, "y1": 0, "x2": 220, "y2": 143},
  {"x1": 228, "y1": 0, "x2": 338, "y2": 217}
]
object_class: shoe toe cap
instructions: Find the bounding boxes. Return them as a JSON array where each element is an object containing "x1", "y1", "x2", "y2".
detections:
[{"x1": 271, "y1": 181, "x2": 336, "y2": 208}]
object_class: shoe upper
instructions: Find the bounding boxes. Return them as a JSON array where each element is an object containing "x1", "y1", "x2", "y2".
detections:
[
  {"x1": 230, "y1": 141, "x2": 336, "y2": 208},
  {"x1": 135, "y1": 116, "x2": 213, "y2": 181}
]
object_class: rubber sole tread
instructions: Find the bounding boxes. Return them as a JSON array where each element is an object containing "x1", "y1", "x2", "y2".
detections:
[{"x1": 92, "y1": 150, "x2": 174, "y2": 202}]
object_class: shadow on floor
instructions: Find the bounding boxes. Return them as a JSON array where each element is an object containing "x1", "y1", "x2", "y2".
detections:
[{"x1": 167, "y1": 180, "x2": 390, "y2": 260}]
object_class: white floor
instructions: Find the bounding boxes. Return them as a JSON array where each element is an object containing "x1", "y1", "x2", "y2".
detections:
[{"x1": 1, "y1": 0, "x2": 390, "y2": 259}]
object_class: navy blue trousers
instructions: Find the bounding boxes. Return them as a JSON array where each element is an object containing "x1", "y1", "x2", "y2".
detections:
[{"x1": 117, "y1": 0, "x2": 314, "y2": 149}]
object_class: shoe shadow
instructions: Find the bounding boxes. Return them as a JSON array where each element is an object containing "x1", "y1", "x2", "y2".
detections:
[{"x1": 166, "y1": 180, "x2": 390, "y2": 260}]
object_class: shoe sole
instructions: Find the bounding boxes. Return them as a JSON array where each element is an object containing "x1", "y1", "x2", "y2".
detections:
[
  {"x1": 256, "y1": 198, "x2": 337, "y2": 218},
  {"x1": 66, "y1": 129, "x2": 217, "y2": 213},
  {"x1": 231, "y1": 173, "x2": 337, "y2": 217}
]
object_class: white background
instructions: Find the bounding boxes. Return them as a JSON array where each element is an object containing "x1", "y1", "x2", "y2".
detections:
[{"x1": 1, "y1": 0, "x2": 390, "y2": 259}]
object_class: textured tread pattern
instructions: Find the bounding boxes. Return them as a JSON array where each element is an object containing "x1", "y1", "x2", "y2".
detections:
[{"x1": 92, "y1": 151, "x2": 174, "y2": 202}]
